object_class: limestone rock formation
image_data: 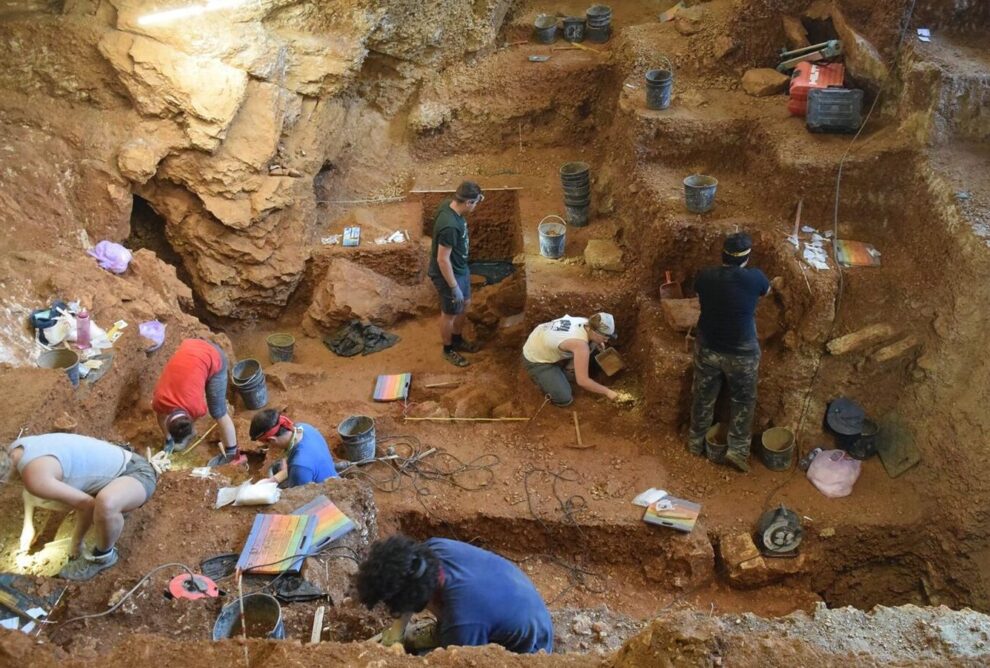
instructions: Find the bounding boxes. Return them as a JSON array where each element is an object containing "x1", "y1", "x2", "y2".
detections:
[{"x1": 741, "y1": 68, "x2": 790, "y2": 97}]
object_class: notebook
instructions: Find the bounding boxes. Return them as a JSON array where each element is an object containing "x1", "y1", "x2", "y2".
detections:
[
  {"x1": 236, "y1": 513, "x2": 317, "y2": 575},
  {"x1": 292, "y1": 495, "x2": 356, "y2": 550},
  {"x1": 642, "y1": 495, "x2": 701, "y2": 533},
  {"x1": 374, "y1": 373, "x2": 411, "y2": 401}
]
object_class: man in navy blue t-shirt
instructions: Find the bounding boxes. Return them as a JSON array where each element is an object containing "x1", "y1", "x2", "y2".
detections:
[
  {"x1": 249, "y1": 409, "x2": 338, "y2": 487},
  {"x1": 356, "y1": 535, "x2": 553, "y2": 654},
  {"x1": 686, "y1": 232, "x2": 773, "y2": 473}
]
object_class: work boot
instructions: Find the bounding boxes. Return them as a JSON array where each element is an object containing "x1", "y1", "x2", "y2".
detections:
[
  {"x1": 686, "y1": 442, "x2": 705, "y2": 457},
  {"x1": 60, "y1": 547, "x2": 119, "y2": 581},
  {"x1": 443, "y1": 349, "x2": 469, "y2": 367},
  {"x1": 724, "y1": 451, "x2": 750, "y2": 473},
  {"x1": 454, "y1": 338, "x2": 481, "y2": 353}
]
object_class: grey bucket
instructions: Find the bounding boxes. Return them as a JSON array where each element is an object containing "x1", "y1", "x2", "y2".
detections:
[
  {"x1": 534, "y1": 14, "x2": 557, "y2": 43},
  {"x1": 761, "y1": 427, "x2": 795, "y2": 471},
  {"x1": 538, "y1": 215, "x2": 567, "y2": 259},
  {"x1": 704, "y1": 423, "x2": 727, "y2": 463},
  {"x1": 563, "y1": 16, "x2": 586, "y2": 42},
  {"x1": 564, "y1": 203, "x2": 590, "y2": 227},
  {"x1": 646, "y1": 59, "x2": 674, "y2": 110},
  {"x1": 38, "y1": 348, "x2": 80, "y2": 387},
  {"x1": 231, "y1": 358, "x2": 268, "y2": 410},
  {"x1": 213, "y1": 593, "x2": 285, "y2": 641},
  {"x1": 266, "y1": 333, "x2": 295, "y2": 363},
  {"x1": 683, "y1": 174, "x2": 718, "y2": 213},
  {"x1": 586, "y1": 4, "x2": 612, "y2": 42},
  {"x1": 338, "y1": 415, "x2": 376, "y2": 462}
]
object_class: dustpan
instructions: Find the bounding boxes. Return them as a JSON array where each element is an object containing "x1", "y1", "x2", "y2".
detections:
[{"x1": 660, "y1": 271, "x2": 683, "y2": 300}]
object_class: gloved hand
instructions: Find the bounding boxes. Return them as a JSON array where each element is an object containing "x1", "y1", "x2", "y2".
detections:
[{"x1": 450, "y1": 284, "x2": 465, "y2": 308}]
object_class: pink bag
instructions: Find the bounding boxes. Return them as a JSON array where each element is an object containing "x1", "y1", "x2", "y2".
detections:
[{"x1": 806, "y1": 449, "x2": 861, "y2": 498}]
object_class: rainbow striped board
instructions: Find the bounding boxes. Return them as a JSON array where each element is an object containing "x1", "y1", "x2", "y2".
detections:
[
  {"x1": 373, "y1": 373, "x2": 411, "y2": 402},
  {"x1": 292, "y1": 495, "x2": 356, "y2": 550},
  {"x1": 236, "y1": 513, "x2": 317, "y2": 575},
  {"x1": 835, "y1": 239, "x2": 881, "y2": 267}
]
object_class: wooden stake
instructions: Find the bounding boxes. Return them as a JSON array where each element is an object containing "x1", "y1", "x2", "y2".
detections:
[
  {"x1": 403, "y1": 416, "x2": 530, "y2": 422},
  {"x1": 573, "y1": 411, "x2": 583, "y2": 447},
  {"x1": 424, "y1": 381, "x2": 462, "y2": 388},
  {"x1": 310, "y1": 606, "x2": 325, "y2": 644}
]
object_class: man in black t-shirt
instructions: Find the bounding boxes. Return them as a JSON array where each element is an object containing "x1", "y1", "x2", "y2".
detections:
[
  {"x1": 686, "y1": 232, "x2": 773, "y2": 473},
  {"x1": 428, "y1": 181, "x2": 484, "y2": 367}
]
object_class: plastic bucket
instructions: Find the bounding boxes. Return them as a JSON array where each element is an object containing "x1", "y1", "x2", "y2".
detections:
[
  {"x1": 37, "y1": 349, "x2": 80, "y2": 387},
  {"x1": 266, "y1": 333, "x2": 295, "y2": 363},
  {"x1": 704, "y1": 423, "x2": 727, "y2": 463},
  {"x1": 538, "y1": 215, "x2": 567, "y2": 259},
  {"x1": 231, "y1": 358, "x2": 268, "y2": 410},
  {"x1": 562, "y1": 183, "x2": 591, "y2": 196},
  {"x1": 563, "y1": 16, "x2": 585, "y2": 42},
  {"x1": 646, "y1": 62, "x2": 674, "y2": 110},
  {"x1": 559, "y1": 161, "x2": 591, "y2": 183},
  {"x1": 846, "y1": 418, "x2": 878, "y2": 460},
  {"x1": 564, "y1": 203, "x2": 590, "y2": 227},
  {"x1": 586, "y1": 4, "x2": 612, "y2": 42},
  {"x1": 683, "y1": 174, "x2": 718, "y2": 213},
  {"x1": 760, "y1": 427, "x2": 795, "y2": 471},
  {"x1": 213, "y1": 593, "x2": 285, "y2": 641},
  {"x1": 534, "y1": 14, "x2": 557, "y2": 43},
  {"x1": 338, "y1": 415, "x2": 376, "y2": 462}
]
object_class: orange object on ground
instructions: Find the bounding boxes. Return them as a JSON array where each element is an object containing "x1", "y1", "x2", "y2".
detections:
[{"x1": 788, "y1": 62, "x2": 845, "y2": 116}]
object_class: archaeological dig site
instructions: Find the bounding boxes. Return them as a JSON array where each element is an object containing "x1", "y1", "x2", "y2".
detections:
[{"x1": 1, "y1": 0, "x2": 990, "y2": 665}]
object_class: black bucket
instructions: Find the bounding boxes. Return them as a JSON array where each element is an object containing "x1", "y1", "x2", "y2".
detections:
[
  {"x1": 846, "y1": 419, "x2": 878, "y2": 460},
  {"x1": 563, "y1": 16, "x2": 586, "y2": 42},
  {"x1": 585, "y1": 4, "x2": 612, "y2": 43},
  {"x1": 559, "y1": 161, "x2": 591, "y2": 183},
  {"x1": 213, "y1": 593, "x2": 285, "y2": 640},
  {"x1": 266, "y1": 333, "x2": 295, "y2": 363},
  {"x1": 534, "y1": 14, "x2": 557, "y2": 44},
  {"x1": 38, "y1": 348, "x2": 80, "y2": 387},
  {"x1": 231, "y1": 358, "x2": 268, "y2": 410},
  {"x1": 338, "y1": 415, "x2": 376, "y2": 462},
  {"x1": 683, "y1": 174, "x2": 718, "y2": 213},
  {"x1": 704, "y1": 423, "x2": 727, "y2": 463},
  {"x1": 564, "y1": 195, "x2": 591, "y2": 208},
  {"x1": 562, "y1": 183, "x2": 591, "y2": 196},
  {"x1": 760, "y1": 427, "x2": 795, "y2": 471},
  {"x1": 564, "y1": 203, "x2": 590, "y2": 227},
  {"x1": 645, "y1": 60, "x2": 674, "y2": 110}
]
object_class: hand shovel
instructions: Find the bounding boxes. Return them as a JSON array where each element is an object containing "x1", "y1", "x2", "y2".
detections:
[{"x1": 660, "y1": 271, "x2": 683, "y2": 300}]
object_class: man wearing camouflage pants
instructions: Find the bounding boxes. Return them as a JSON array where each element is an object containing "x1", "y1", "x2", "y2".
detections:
[{"x1": 686, "y1": 232, "x2": 773, "y2": 472}]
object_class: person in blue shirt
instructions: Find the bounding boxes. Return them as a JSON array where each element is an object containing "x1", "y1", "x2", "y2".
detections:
[
  {"x1": 686, "y1": 232, "x2": 776, "y2": 472},
  {"x1": 249, "y1": 410, "x2": 338, "y2": 487},
  {"x1": 356, "y1": 534, "x2": 553, "y2": 654}
]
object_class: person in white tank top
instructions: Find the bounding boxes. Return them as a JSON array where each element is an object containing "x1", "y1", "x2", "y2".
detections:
[{"x1": 522, "y1": 313, "x2": 620, "y2": 407}]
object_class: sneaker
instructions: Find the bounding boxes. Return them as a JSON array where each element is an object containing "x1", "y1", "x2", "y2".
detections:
[
  {"x1": 724, "y1": 452, "x2": 751, "y2": 473},
  {"x1": 454, "y1": 338, "x2": 481, "y2": 353},
  {"x1": 443, "y1": 349, "x2": 470, "y2": 367},
  {"x1": 60, "y1": 547, "x2": 119, "y2": 581},
  {"x1": 208, "y1": 451, "x2": 248, "y2": 467}
]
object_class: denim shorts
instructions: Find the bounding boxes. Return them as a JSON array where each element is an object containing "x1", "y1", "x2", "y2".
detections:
[{"x1": 430, "y1": 274, "x2": 472, "y2": 315}]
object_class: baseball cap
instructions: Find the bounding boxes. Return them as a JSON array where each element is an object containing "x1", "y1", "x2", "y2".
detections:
[
  {"x1": 723, "y1": 232, "x2": 753, "y2": 258},
  {"x1": 825, "y1": 397, "x2": 866, "y2": 436},
  {"x1": 589, "y1": 312, "x2": 616, "y2": 338}
]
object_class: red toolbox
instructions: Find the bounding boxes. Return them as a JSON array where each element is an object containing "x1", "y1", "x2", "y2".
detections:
[{"x1": 788, "y1": 62, "x2": 845, "y2": 116}]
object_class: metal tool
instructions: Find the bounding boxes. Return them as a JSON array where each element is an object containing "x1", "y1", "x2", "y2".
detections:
[
  {"x1": 659, "y1": 270, "x2": 683, "y2": 300},
  {"x1": 776, "y1": 39, "x2": 843, "y2": 72},
  {"x1": 528, "y1": 55, "x2": 551, "y2": 62},
  {"x1": 756, "y1": 505, "x2": 803, "y2": 556}
]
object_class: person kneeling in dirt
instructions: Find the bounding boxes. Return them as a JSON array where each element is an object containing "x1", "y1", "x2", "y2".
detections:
[
  {"x1": 357, "y1": 534, "x2": 553, "y2": 654},
  {"x1": 522, "y1": 312, "x2": 620, "y2": 407},
  {"x1": 0, "y1": 433, "x2": 157, "y2": 581},
  {"x1": 152, "y1": 337, "x2": 242, "y2": 466},
  {"x1": 249, "y1": 409, "x2": 338, "y2": 488}
]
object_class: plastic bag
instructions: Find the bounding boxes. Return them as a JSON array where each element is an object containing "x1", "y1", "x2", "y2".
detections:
[
  {"x1": 215, "y1": 480, "x2": 281, "y2": 508},
  {"x1": 807, "y1": 449, "x2": 862, "y2": 498},
  {"x1": 87, "y1": 241, "x2": 133, "y2": 274},
  {"x1": 139, "y1": 320, "x2": 166, "y2": 351}
]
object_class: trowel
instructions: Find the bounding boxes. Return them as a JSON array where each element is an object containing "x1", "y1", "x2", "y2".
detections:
[{"x1": 659, "y1": 271, "x2": 683, "y2": 300}]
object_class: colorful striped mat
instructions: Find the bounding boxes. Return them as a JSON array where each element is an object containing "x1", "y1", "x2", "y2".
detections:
[
  {"x1": 373, "y1": 373, "x2": 411, "y2": 401},
  {"x1": 236, "y1": 513, "x2": 317, "y2": 575},
  {"x1": 835, "y1": 239, "x2": 881, "y2": 267},
  {"x1": 292, "y1": 495, "x2": 356, "y2": 549}
]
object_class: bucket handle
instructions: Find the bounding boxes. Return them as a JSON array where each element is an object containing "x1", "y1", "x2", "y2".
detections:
[
  {"x1": 538, "y1": 214, "x2": 567, "y2": 230},
  {"x1": 656, "y1": 56, "x2": 673, "y2": 75}
]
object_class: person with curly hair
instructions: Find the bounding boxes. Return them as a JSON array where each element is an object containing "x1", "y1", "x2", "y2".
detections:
[{"x1": 356, "y1": 534, "x2": 553, "y2": 654}]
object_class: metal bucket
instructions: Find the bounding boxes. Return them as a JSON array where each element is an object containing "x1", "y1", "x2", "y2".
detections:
[
  {"x1": 761, "y1": 427, "x2": 795, "y2": 471},
  {"x1": 38, "y1": 348, "x2": 80, "y2": 387},
  {"x1": 231, "y1": 358, "x2": 268, "y2": 410},
  {"x1": 338, "y1": 415, "x2": 376, "y2": 462},
  {"x1": 533, "y1": 14, "x2": 557, "y2": 43},
  {"x1": 266, "y1": 333, "x2": 295, "y2": 363},
  {"x1": 538, "y1": 215, "x2": 567, "y2": 259},
  {"x1": 213, "y1": 593, "x2": 285, "y2": 640},
  {"x1": 683, "y1": 174, "x2": 718, "y2": 213},
  {"x1": 645, "y1": 59, "x2": 674, "y2": 110},
  {"x1": 704, "y1": 423, "x2": 727, "y2": 463},
  {"x1": 563, "y1": 16, "x2": 585, "y2": 42}
]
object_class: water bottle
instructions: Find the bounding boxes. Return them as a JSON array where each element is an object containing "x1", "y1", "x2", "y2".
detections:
[
  {"x1": 76, "y1": 310, "x2": 91, "y2": 349},
  {"x1": 798, "y1": 447, "x2": 823, "y2": 472}
]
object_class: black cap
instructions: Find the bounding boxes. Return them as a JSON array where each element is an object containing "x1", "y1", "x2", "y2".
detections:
[
  {"x1": 723, "y1": 232, "x2": 753, "y2": 258},
  {"x1": 825, "y1": 397, "x2": 866, "y2": 436}
]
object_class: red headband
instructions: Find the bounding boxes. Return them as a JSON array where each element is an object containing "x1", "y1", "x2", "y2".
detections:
[{"x1": 260, "y1": 414, "x2": 294, "y2": 441}]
